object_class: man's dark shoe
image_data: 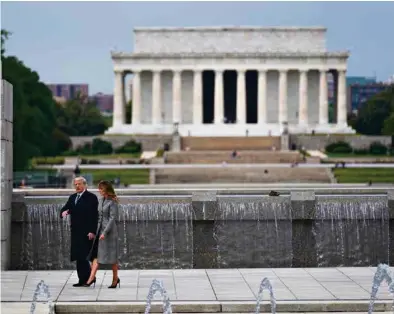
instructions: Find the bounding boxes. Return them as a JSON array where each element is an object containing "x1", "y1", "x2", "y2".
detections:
[{"x1": 72, "y1": 282, "x2": 83, "y2": 287}]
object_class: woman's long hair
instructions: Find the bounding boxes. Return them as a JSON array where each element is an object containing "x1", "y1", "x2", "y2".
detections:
[{"x1": 98, "y1": 180, "x2": 119, "y2": 203}]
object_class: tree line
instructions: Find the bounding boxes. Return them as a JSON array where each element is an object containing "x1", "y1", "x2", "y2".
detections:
[{"x1": 1, "y1": 29, "x2": 108, "y2": 170}]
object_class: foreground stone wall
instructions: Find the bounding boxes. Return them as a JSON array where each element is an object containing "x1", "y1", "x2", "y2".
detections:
[
  {"x1": 10, "y1": 191, "x2": 394, "y2": 270},
  {"x1": 291, "y1": 134, "x2": 392, "y2": 150},
  {"x1": 1, "y1": 80, "x2": 13, "y2": 270}
]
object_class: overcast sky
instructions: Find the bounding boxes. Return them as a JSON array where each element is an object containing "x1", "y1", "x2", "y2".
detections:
[{"x1": 2, "y1": 1, "x2": 394, "y2": 94}]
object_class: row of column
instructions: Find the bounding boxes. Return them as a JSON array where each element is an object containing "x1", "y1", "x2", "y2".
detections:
[{"x1": 113, "y1": 69, "x2": 348, "y2": 127}]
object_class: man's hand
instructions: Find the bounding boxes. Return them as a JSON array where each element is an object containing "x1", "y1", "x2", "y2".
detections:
[
  {"x1": 87, "y1": 233, "x2": 95, "y2": 240},
  {"x1": 99, "y1": 234, "x2": 105, "y2": 240},
  {"x1": 61, "y1": 210, "x2": 69, "y2": 218}
]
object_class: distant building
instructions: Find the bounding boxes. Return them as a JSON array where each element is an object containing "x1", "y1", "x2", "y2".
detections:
[
  {"x1": 47, "y1": 84, "x2": 89, "y2": 100},
  {"x1": 348, "y1": 82, "x2": 391, "y2": 112},
  {"x1": 90, "y1": 93, "x2": 113, "y2": 113}
]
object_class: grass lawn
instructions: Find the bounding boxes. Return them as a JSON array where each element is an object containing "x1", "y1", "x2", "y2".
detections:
[
  {"x1": 333, "y1": 168, "x2": 394, "y2": 183},
  {"x1": 81, "y1": 169, "x2": 150, "y2": 185},
  {"x1": 326, "y1": 153, "x2": 392, "y2": 158}
]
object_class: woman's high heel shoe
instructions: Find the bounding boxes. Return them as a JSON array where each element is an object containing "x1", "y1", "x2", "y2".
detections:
[
  {"x1": 83, "y1": 278, "x2": 96, "y2": 288},
  {"x1": 108, "y1": 278, "x2": 120, "y2": 289}
]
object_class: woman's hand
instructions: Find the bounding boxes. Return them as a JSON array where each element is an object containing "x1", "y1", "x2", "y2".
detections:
[{"x1": 99, "y1": 234, "x2": 105, "y2": 240}]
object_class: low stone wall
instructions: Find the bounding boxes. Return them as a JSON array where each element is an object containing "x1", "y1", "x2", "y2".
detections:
[
  {"x1": 291, "y1": 134, "x2": 392, "y2": 150},
  {"x1": 1, "y1": 80, "x2": 13, "y2": 270},
  {"x1": 10, "y1": 191, "x2": 394, "y2": 270},
  {"x1": 70, "y1": 134, "x2": 172, "y2": 151}
]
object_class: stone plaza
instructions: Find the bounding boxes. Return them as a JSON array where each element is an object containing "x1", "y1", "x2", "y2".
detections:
[{"x1": 106, "y1": 26, "x2": 355, "y2": 136}]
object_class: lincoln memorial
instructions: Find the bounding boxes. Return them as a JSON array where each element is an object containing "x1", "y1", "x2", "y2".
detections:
[{"x1": 106, "y1": 26, "x2": 355, "y2": 136}]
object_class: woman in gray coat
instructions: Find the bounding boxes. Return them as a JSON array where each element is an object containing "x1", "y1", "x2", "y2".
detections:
[{"x1": 84, "y1": 180, "x2": 120, "y2": 288}]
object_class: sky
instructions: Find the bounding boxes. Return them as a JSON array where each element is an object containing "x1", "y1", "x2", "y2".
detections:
[{"x1": 2, "y1": 1, "x2": 394, "y2": 95}]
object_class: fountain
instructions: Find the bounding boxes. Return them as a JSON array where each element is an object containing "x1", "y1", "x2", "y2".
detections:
[
  {"x1": 255, "y1": 277, "x2": 276, "y2": 314},
  {"x1": 144, "y1": 279, "x2": 173, "y2": 314},
  {"x1": 368, "y1": 264, "x2": 394, "y2": 314},
  {"x1": 29, "y1": 280, "x2": 54, "y2": 314},
  {"x1": 9, "y1": 191, "x2": 394, "y2": 270}
]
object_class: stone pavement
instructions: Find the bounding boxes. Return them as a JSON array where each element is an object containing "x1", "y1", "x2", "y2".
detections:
[{"x1": 1, "y1": 268, "x2": 393, "y2": 313}]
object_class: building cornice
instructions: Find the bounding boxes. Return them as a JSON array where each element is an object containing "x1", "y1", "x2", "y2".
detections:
[
  {"x1": 133, "y1": 26, "x2": 327, "y2": 32},
  {"x1": 111, "y1": 51, "x2": 350, "y2": 60}
]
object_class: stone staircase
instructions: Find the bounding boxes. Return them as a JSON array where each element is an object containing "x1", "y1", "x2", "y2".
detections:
[
  {"x1": 165, "y1": 150, "x2": 303, "y2": 164},
  {"x1": 155, "y1": 167, "x2": 332, "y2": 184}
]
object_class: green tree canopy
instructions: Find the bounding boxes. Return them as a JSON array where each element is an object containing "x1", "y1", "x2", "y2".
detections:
[
  {"x1": 353, "y1": 85, "x2": 394, "y2": 135},
  {"x1": 2, "y1": 29, "x2": 71, "y2": 169},
  {"x1": 56, "y1": 94, "x2": 108, "y2": 136}
]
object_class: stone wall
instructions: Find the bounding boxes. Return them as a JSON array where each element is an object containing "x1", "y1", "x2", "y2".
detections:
[
  {"x1": 134, "y1": 27, "x2": 327, "y2": 54},
  {"x1": 0, "y1": 80, "x2": 13, "y2": 270},
  {"x1": 290, "y1": 134, "x2": 392, "y2": 150},
  {"x1": 70, "y1": 134, "x2": 172, "y2": 151}
]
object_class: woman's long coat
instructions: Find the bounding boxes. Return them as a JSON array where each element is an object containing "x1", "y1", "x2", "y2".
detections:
[{"x1": 93, "y1": 198, "x2": 119, "y2": 264}]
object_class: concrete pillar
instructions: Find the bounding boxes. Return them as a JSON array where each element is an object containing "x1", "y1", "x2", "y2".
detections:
[
  {"x1": 1, "y1": 80, "x2": 13, "y2": 270},
  {"x1": 257, "y1": 70, "x2": 267, "y2": 124},
  {"x1": 319, "y1": 70, "x2": 329, "y2": 125},
  {"x1": 113, "y1": 70, "x2": 125, "y2": 127},
  {"x1": 152, "y1": 70, "x2": 162, "y2": 125},
  {"x1": 131, "y1": 71, "x2": 141, "y2": 125},
  {"x1": 278, "y1": 70, "x2": 288, "y2": 124},
  {"x1": 192, "y1": 192, "x2": 218, "y2": 268},
  {"x1": 337, "y1": 70, "x2": 347, "y2": 125},
  {"x1": 193, "y1": 70, "x2": 203, "y2": 125},
  {"x1": 290, "y1": 191, "x2": 317, "y2": 267},
  {"x1": 172, "y1": 70, "x2": 182, "y2": 124},
  {"x1": 149, "y1": 169, "x2": 156, "y2": 185},
  {"x1": 236, "y1": 70, "x2": 246, "y2": 124},
  {"x1": 298, "y1": 70, "x2": 308, "y2": 125},
  {"x1": 214, "y1": 70, "x2": 224, "y2": 124}
]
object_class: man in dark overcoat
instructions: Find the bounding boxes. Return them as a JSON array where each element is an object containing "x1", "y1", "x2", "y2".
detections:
[{"x1": 60, "y1": 176, "x2": 98, "y2": 287}]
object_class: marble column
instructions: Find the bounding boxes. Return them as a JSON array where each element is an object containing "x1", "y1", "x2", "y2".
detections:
[
  {"x1": 257, "y1": 70, "x2": 267, "y2": 124},
  {"x1": 113, "y1": 70, "x2": 125, "y2": 127},
  {"x1": 236, "y1": 70, "x2": 246, "y2": 124},
  {"x1": 319, "y1": 70, "x2": 328, "y2": 124},
  {"x1": 298, "y1": 70, "x2": 308, "y2": 125},
  {"x1": 152, "y1": 70, "x2": 162, "y2": 125},
  {"x1": 278, "y1": 70, "x2": 288, "y2": 124},
  {"x1": 131, "y1": 71, "x2": 141, "y2": 125},
  {"x1": 214, "y1": 70, "x2": 224, "y2": 124},
  {"x1": 337, "y1": 70, "x2": 347, "y2": 125},
  {"x1": 193, "y1": 70, "x2": 203, "y2": 124},
  {"x1": 172, "y1": 70, "x2": 182, "y2": 123}
]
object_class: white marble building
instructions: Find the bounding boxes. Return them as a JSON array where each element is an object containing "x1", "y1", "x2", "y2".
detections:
[{"x1": 106, "y1": 26, "x2": 355, "y2": 136}]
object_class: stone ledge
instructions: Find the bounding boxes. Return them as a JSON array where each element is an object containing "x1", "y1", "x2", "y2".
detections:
[
  {"x1": 133, "y1": 26, "x2": 328, "y2": 32},
  {"x1": 51, "y1": 300, "x2": 393, "y2": 313}
]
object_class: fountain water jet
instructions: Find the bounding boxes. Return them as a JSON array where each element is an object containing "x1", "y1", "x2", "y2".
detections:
[
  {"x1": 255, "y1": 277, "x2": 276, "y2": 314},
  {"x1": 368, "y1": 264, "x2": 394, "y2": 314},
  {"x1": 29, "y1": 280, "x2": 54, "y2": 314},
  {"x1": 144, "y1": 279, "x2": 173, "y2": 314}
]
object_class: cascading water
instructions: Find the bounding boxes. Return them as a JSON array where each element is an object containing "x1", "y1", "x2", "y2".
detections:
[
  {"x1": 314, "y1": 196, "x2": 390, "y2": 267},
  {"x1": 12, "y1": 201, "x2": 194, "y2": 270},
  {"x1": 215, "y1": 196, "x2": 293, "y2": 268},
  {"x1": 255, "y1": 277, "x2": 276, "y2": 314}
]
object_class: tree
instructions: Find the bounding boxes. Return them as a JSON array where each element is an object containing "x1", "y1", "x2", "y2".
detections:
[
  {"x1": 56, "y1": 94, "x2": 108, "y2": 136},
  {"x1": 382, "y1": 113, "x2": 394, "y2": 136},
  {"x1": 1, "y1": 29, "x2": 11, "y2": 56},
  {"x1": 353, "y1": 85, "x2": 394, "y2": 135},
  {"x1": 2, "y1": 29, "x2": 70, "y2": 169}
]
